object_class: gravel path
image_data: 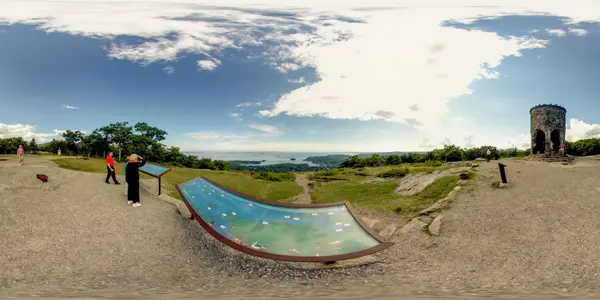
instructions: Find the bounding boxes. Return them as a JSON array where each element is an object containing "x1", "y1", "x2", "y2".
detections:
[
  {"x1": 292, "y1": 174, "x2": 312, "y2": 204},
  {"x1": 4, "y1": 156, "x2": 600, "y2": 299}
]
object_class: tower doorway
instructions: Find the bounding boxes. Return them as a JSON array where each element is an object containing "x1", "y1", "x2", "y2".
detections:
[
  {"x1": 533, "y1": 129, "x2": 546, "y2": 154},
  {"x1": 550, "y1": 129, "x2": 560, "y2": 153}
]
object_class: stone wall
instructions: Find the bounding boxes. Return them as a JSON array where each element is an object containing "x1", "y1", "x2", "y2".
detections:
[{"x1": 530, "y1": 104, "x2": 566, "y2": 154}]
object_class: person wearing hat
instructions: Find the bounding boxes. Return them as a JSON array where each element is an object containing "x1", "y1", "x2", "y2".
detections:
[{"x1": 125, "y1": 154, "x2": 146, "y2": 207}]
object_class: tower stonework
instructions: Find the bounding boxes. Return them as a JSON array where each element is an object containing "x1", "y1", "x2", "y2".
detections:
[{"x1": 530, "y1": 104, "x2": 566, "y2": 155}]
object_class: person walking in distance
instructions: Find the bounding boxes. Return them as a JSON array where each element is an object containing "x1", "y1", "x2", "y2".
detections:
[
  {"x1": 105, "y1": 151, "x2": 120, "y2": 185},
  {"x1": 559, "y1": 142, "x2": 565, "y2": 156},
  {"x1": 17, "y1": 145, "x2": 24, "y2": 166},
  {"x1": 125, "y1": 154, "x2": 146, "y2": 207}
]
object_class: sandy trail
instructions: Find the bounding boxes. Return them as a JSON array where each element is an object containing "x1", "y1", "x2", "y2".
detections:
[
  {"x1": 5, "y1": 156, "x2": 600, "y2": 299},
  {"x1": 379, "y1": 157, "x2": 600, "y2": 294},
  {"x1": 292, "y1": 173, "x2": 312, "y2": 204}
]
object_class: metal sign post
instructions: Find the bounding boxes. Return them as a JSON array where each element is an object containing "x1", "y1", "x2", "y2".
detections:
[{"x1": 498, "y1": 163, "x2": 507, "y2": 184}]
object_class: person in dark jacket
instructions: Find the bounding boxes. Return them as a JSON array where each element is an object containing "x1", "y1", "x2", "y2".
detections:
[{"x1": 125, "y1": 154, "x2": 146, "y2": 207}]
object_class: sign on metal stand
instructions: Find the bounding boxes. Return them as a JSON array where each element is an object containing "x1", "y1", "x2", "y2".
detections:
[{"x1": 139, "y1": 163, "x2": 172, "y2": 195}]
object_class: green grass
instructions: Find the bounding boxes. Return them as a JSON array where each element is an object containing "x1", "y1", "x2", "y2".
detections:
[
  {"x1": 311, "y1": 174, "x2": 459, "y2": 214},
  {"x1": 162, "y1": 167, "x2": 302, "y2": 201},
  {"x1": 311, "y1": 180, "x2": 400, "y2": 210},
  {"x1": 375, "y1": 167, "x2": 409, "y2": 178},
  {"x1": 52, "y1": 157, "x2": 303, "y2": 201},
  {"x1": 51, "y1": 157, "x2": 463, "y2": 212}
]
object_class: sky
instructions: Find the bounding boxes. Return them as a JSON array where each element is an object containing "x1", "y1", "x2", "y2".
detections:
[{"x1": 1, "y1": 0, "x2": 600, "y2": 152}]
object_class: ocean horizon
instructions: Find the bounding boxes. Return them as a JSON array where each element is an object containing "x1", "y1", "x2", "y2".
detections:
[{"x1": 184, "y1": 151, "x2": 422, "y2": 166}]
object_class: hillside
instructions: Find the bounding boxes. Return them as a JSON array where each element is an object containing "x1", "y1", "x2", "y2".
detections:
[{"x1": 51, "y1": 156, "x2": 475, "y2": 218}]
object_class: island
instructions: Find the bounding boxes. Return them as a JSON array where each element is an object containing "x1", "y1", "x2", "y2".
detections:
[
  {"x1": 228, "y1": 160, "x2": 262, "y2": 165},
  {"x1": 303, "y1": 154, "x2": 352, "y2": 167}
]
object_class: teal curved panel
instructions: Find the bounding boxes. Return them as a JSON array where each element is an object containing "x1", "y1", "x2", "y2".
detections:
[{"x1": 176, "y1": 176, "x2": 393, "y2": 262}]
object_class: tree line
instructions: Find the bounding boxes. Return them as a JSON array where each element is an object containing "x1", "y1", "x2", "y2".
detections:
[
  {"x1": 0, "y1": 122, "x2": 230, "y2": 171},
  {"x1": 2, "y1": 122, "x2": 600, "y2": 171},
  {"x1": 338, "y1": 139, "x2": 600, "y2": 168}
]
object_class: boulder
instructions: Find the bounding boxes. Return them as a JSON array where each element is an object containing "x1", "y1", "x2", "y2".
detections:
[
  {"x1": 428, "y1": 215, "x2": 443, "y2": 236},
  {"x1": 379, "y1": 224, "x2": 399, "y2": 238},
  {"x1": 362, "y1": 216, "x2": 385, "y2": 232},
  {"x1": 399, "y1": 218, "x2": 427, "y2": 234},
  {"x1": 419, "y1": 197, "x2": 452, "y2": 216}
]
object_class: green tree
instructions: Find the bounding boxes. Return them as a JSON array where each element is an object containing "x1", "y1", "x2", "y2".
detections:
[
  {"x1": 213, "y1": 160, "x2": 229, "y2": 171},
  {"x1": 62, "y1": 130, "x2": 85, "y2": 155},
  {"x1": 98, "y1": 122, "x2": 133, "y2": 161},
  {"x1": 386, "y1": 154, "x2": 402, "y2": 165},
  {"x1": 28, "y1": 138, "x2": 38, "y2": 154},
  {"x1": 134, "y1": 122, "x2": 167, "y2": 142}
]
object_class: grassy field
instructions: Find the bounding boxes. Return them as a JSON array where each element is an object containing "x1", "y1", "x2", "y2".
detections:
[
  {"x1": 52, "y1": 158, "x2": 303, "y2": 201},
  {"x1": 50, "y1": 157, "x2": 473, "y2": 213},
  {"x1": 310, "y1": 166, "x2": 472, "y2": 214}
]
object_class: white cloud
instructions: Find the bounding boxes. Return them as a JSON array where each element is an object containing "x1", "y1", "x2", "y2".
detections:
[
  {"x1": 62, "y1": 105, "x2": 80, "y2": 110},
  {"x1": 190, "y1": 132, "x2": 221, "y2": 140},
  {"x1": 236, "y1": 101, "x2": 262, "y2": 108},
  {"x1": 546, "y1": 29, "x2": 566, "y2": 37},
  {"x1": 0, "y1": 123, "x2": 69, "y2": 142},
  {"x1": 288, "y1": 77, "x2": 306, "y2": 84},
  {"x1": 230, "y1": 113, "x2": 242, "y2": 121},
  {"x1": 189, "y1": 131, "x2": 250, "y2": 141},
  {"x1": 568, "y1": 28, "x2": 588, "y2": 36},
  {"x1": 248, "y1": 123, "x2": 282, "y2": 135},
  {"x1": 275, "y1": 62, "x2": 301, "y2": 73},
  {"x1": 197, "y1": 58, "x2": 221, "y2": 71},
  {"x1": 566, "y1": 118, "x2": 600, "y2": 141},
  {"x1": 1, "y1": 0, "x2": 599, "y2": 151},
  {"x1": 163, "y1": 66, "x2": 175, "y2": 75},
  {"x1": 505, "y1": 133, "x2": 531, "y2": 149}
]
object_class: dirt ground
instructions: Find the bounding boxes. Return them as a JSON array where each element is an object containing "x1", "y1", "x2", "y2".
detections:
[{"x1": 5, "y1": 155, "x2": 600, "y2": 299}]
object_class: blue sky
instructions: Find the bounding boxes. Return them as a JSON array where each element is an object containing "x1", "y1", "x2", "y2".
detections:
[{"x1": 1, "y1": 1, "x2": 600, "y2": 152}]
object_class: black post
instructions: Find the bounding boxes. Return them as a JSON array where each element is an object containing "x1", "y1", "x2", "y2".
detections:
[
  {"x1": 498, "y1": 163, "x2": 507, "y2": 184},
  {"x1": 158, "y1": 177, "x2": 162, "y2": 195}
]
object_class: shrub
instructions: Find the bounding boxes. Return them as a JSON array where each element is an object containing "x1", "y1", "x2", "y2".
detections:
[
  {"x1": 317, "y1": 169, "x2": 339, "y2": 176},
  {"x1": 251, "y1": 171, "x2": 295, "y2": 182},
  {"x1": 376, "y1": 167, "x2": 409, "y2": 178}
]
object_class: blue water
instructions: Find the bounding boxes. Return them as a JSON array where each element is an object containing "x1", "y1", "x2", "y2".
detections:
[
  {"x1": 178, "y1": 177, "x2": 380, "y2": 256},
  {"x1": 184, "y1": 151, "x2": 356, "y2": 166},
  {"x1": 139, "y1": 163, "x2": 170, "y2": 177}
]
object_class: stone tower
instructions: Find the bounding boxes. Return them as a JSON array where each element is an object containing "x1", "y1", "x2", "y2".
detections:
[{"x1": 530, "y1": 104, "x2": 566, "y2": 155}]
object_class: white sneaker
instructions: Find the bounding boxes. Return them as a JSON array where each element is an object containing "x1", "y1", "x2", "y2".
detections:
[
  {"x1": 127, "y1": 201, "x2": 133, "y2": 205},
  {"x1": 132, "y1": 203, "x2": 142, "y2": 207}
]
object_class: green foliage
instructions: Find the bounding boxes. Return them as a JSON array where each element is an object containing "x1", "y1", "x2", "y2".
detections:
[
  {"x1": 376, "y1": 167, "x2": 409, "y2": 178},
  {"x1": 417, "y1": 176, "x2": 458, "y2": 200},
  {"x1": 249, "y1": 171, "x2": 296, "y2": 182},
  {"x1": 28, "y1": 138, "x2": 38, "y2": 154},
  {"x1": 5, "y1": 121, "x2": 231, "y2": 172},
  {"x1": 52, "y1": 158, "x2": 302, "y2": 201},
  {"x1": 565, "y1": 138, "x2": 600, "y2": 156},
  {"x1": 316, "y1": 169, "x2": 339, "y2": 176},
  {"x1": 0, "y1": 137, "x2": 27, "y2": 154},
  {"x1": 304, "y1": 154, "x2": 351, "y2": 167},
  {"x1": 340, "y1": 144, "x2": 529, "y2": 169}
]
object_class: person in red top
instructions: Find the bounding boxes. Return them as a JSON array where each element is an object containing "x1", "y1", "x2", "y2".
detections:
[
  {"x1": 105, "y1": 151, "x2": 120, "y2": 185},
  {"x1": 559, "y1": 142, "x2": 565, "y2": 156}
]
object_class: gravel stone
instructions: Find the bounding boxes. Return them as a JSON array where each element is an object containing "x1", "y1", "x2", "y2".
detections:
[{"x1": 4, "y1": 156, "x2": 600, "y2": 299}]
